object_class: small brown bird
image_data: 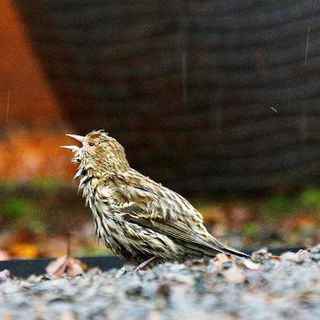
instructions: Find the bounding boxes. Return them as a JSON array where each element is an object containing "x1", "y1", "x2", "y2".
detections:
[{"x1": 63, "y1": 130, "x2": 249, "y2": 267}]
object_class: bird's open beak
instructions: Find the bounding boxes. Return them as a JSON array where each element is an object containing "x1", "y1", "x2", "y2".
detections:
[{"x1": 61, "y1": 134, "x2": 84, "y2": 152}]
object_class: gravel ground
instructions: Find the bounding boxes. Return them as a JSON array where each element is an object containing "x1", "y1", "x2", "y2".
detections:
[{"x1": 0, "y1": 246, "x2": 320, "y2": 320}]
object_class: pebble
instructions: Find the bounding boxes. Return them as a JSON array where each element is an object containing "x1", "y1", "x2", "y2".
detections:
[{"x1": 0, "y1": 246, "x2": 319, "y2": 319}]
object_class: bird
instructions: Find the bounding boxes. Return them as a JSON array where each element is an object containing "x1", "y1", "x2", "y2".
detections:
[{"x1": 63, "y1": 130, "x2": 250, "y2": 267}]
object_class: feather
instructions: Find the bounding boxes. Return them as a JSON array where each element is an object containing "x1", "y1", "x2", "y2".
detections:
[{"x1": 122, "y1": 213, "x2": 225, "y2": 256}]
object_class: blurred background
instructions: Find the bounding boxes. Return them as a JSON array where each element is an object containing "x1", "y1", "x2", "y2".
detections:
[{"x1": 0, "y1": 0, "x2": 319, "y2": 260}]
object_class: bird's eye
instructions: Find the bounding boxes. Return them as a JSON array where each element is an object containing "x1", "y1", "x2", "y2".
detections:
[{"x1": 89, "y1": 142, "x2": 94, "y2": 146}]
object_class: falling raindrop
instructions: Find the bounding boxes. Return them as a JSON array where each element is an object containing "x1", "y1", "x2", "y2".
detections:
[{"x1": 304, "y1": 27, "x2": 311, "y2": 65}]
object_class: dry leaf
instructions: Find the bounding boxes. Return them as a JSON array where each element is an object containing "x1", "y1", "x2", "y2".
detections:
[
  {"x1": 222, "y1": 267, "x2": 246, "y2": 284},
  {"x1": 46, "y1": 256, "x2": 87, "y2": 278}
]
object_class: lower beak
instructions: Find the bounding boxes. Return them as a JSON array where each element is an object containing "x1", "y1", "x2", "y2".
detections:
[{"x1": 61, "y1": 145, "x2": 79, "y2": 152}]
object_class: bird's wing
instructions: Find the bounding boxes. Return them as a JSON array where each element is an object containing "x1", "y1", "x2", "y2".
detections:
[
  {"x1": 97, "y1": 183, "x2": 250, "y2": 258},
  {"x1": 121, "y1": 208, "x2": 225, "y2": 256},
  {"x1": 98, "y1": 180, "x2": 171, "y2": 221},
  {"x1": 97, "y1": 183, "x2": 226, "y2": 255},
  {"x1": 122, "y1": 206, "x2": 250, "y2": 259},
  {"x1": 97, "y1": 182, "x2": 159, "y2": 216},
  {"x1": 109, "y1": 171, "x2": 205, "y2": 223}
]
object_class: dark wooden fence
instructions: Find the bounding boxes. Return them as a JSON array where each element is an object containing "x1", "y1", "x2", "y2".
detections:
[{"x1": 16, "y1": 0, "x2": 320, "y2": 193}]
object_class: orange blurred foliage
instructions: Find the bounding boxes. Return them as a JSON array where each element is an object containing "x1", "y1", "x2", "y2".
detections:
[
  {"x1": 9, "y1": 243, "x2": 39, "y2": 259},
  {"x1": 0, "y1": 0, "x2": 62, "y2": 125},
  {"x1": 0, "y1": 1, "x2": 75, "y2": 181},
  {"x1": 0, "y1": 129, "x2": 75, "y2": 181}
]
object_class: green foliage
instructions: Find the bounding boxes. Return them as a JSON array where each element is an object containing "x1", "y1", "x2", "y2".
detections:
[
  {"x1": 0, "y1": 180, "x2": 19, "y2": 192},
  {"x1": 297, "y1": 187, "x2": 320, "y2": 210},
  {"x1": 1, "y1": 198, "x2": 38, "y2": 220},
  {"x1": 242, "y1": 222, "x2": 260, "y2": 236},
  {"x1": 1, "y1": 198, "x2": 45, "y2": 233},
  {"x1": 31, "y1": 177, "x2": 67, "y2": 192},
  {"x1": 262, "y1": 195, "x2": 295, "y2": 215},
  {"x1": 262, "y1": 187, "x2": 320, "y2": 218},
  {"x1": 1, "y1": 177, "x2": 68, "y2": 193},
  {"x1": 74, "y1": 246, "x2": 111, "y2": 257}
]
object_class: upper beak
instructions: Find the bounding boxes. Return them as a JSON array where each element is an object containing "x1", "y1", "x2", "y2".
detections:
[{"x1": 66, "y1": 134, "x2": 85, "y2": 143}]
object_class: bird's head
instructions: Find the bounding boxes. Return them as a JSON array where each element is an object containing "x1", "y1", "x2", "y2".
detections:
[{"x1": 62, "y1": 130, "x2": 129, "y2": 178}]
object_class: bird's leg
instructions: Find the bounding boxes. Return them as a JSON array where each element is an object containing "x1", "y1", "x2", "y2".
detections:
[
  {"x1": 116, "y1": 257, "x2": 158, "y2": 277},
  {"x1": 132, "y1": 256, "x2": 157, "y2": 272}
]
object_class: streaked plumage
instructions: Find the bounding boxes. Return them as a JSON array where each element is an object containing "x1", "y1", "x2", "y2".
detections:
[{"x1": 63, "y1": 130, "x2": 249, "y2": 265}]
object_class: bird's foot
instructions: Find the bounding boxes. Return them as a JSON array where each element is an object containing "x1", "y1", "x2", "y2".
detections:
[{"x1": 116, "y1": 257, "x2": 158, "y2": 277}]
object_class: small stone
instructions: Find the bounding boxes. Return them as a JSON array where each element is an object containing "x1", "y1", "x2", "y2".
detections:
[
  {"x1": 251, "y1": 248, "x2": 273, "y2": 262},
  {"x1": 222, "y1": 267, "x2": 246, "y2": 284},
  {"x1": 281, "y1": 250, "x2": 310, "y2": 264}
]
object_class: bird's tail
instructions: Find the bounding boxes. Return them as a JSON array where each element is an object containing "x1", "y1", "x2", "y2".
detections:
[
  {"x1": 218, "y1": 245, "x2": 250, "y2": 259},
  {"x1": 208, "y1": 236, "x2": 251, "y2": 259},
  {"x1": 183, "y1": 240, "x2": 250, "y2": 260}
]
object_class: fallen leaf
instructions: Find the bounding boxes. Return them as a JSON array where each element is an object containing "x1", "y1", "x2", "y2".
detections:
[{"x1": 46, "y1": 256, "x2": 87, "y2": 278}]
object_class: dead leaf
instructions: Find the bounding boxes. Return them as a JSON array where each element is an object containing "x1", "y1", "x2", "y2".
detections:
[
  {"x1": 46, "y1": 256, "x2": 87, "y2": 278},
  {"x1": 222, "y1": 267, "x2": 246, "y2": 284}
]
